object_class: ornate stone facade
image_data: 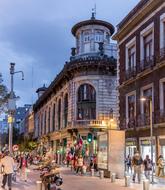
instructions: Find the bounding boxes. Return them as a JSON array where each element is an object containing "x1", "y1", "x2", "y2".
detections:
[{"x1": 33, "y1": 15, "x2": 117, "y2": 157}]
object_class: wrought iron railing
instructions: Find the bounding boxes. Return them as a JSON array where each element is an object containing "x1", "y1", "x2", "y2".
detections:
[
  {"x1": 125, "y1": 66, "x2": 136, "y2": 80},
  {"x1": 159, "y1": 47, "x2": 165, "y2": 61},
  {"x1": 137, "y1": 56, "x2": 155, "y2": 73}
]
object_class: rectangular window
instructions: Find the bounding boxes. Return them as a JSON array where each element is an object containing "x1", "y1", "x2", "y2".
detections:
[
  {"x1": 126, "y1": 92, "x2": 136, "y2": 128},
  {"x1": 163, "y1": 82, "x2": 165, "y2": 110},
  {"x1": 128, "y1": 95, "x2": 136, "y2": 119},
  {"x1": 128, "y1": 45, "x2": 136, "y2": 69},
  {"x1": 144, "y1": 32, "x2": 153, "y2": 60},
  {"x1": 143, "y1": 87, "x2": 152, "y2": 115}
]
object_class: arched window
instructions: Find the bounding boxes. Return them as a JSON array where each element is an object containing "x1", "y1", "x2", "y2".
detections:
[
  {"x1": 52, "y1": 104, "x2": 56, "y2": 131},
  {"x1": 77, "y1": 84, "x2": 96, "y2": 120},
  {"x1": 58, "y1": 99, "x2": 61, "y2": 130},
  {"x1": 64, "y1": 94, "x2": 68, "y2": 128}
]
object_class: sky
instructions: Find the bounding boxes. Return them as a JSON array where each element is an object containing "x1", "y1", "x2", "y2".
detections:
[{"x1": 0, "y1": 0, "x2": 140, "y2": 107}]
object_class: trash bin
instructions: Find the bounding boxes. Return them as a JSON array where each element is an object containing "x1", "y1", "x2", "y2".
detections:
[
  {"x1": 36, "y1": 181, "x2": 42, "y2": 190},
  {"x1": 100, "y1": 170, "x2": 104, "y2": 179},
  {"x1": 91, "y1": 169, "x2": 94, "y2": 176},
  {"x1": 143, "y1": 179, "x2": 150, "y2": 190},
  {"x1": 111, "y1": 173, "x2": 116, "y2": 182},
  {"x1": 125, "y1": 175, "x2": 130, "y2": 187}
]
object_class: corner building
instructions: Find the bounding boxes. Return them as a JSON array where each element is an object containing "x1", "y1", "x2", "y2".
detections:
[
  {"x1": 113, "y1": 0, "x2": 165, "y2": 161},
  {"x1": 34, "y1": 15, "x2": 117, "y2": 159}
]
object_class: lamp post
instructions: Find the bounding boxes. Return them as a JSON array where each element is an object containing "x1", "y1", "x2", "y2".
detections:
[
  {"x1": 8, "y1": 63, "x2": 24, "y2": 153},
  {"x1": 140, "y1": 96, "x2": 154, "y2": 184}
]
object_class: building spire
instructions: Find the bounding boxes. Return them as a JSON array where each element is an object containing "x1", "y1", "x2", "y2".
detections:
[{"x1": 91, "y1": 4, "x2": 96, "y2": 20}]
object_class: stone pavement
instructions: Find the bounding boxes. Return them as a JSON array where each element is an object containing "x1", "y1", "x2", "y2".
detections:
[
  {"x1": 0, "y1": 166, "x2": 164, "y2": 190},
  {"x1": 61, "y1": 168, "x2": 164, "y2": 190}
]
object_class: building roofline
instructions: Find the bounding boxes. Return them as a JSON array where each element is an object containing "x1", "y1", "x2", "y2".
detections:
[
  {"x1": 113, "y1": 0, "x2": 162, "y2": 41},
  {"x1": 71, "y1": 19, "x2": 115, "y2": 36}
]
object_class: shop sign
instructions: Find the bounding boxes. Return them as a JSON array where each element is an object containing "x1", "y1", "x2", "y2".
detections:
[
  {"x1": 141, "y1": 139, "x2": 155, "y2": 146},
  {"x1": 126, "y1": 141, "x2": 136, "y2": 146}
]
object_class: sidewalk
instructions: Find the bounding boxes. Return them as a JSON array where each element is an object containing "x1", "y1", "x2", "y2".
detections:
[{"x1": 61, "y1": 167, "x2": 165, "y2": 190}]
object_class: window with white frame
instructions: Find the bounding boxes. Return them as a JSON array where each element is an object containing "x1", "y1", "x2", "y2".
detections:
[
  {"x1": 83, "y1": 31, "x2": 91, "y2": 53},
  {"x1": 144, "y1": 32, "x2": 153, "y2": 60},
  {"x1": 140, "y1": 23, "x2": 154, "y2": 61},
  {"x1": 125, "y1": 37, "x2": 136, "y2": 71},
  {"x1": 141, "y1": 84, "x2": 153, "y2": 115},
  {"x1": 128, "y1": 45, "x2": 136, "y2": 69},
  {"x1": 160, "y1": 13, "x2": 165, "y2": 50},
  {"x1": 126, "y1": 92, "x2": 136, "y2": 125}
]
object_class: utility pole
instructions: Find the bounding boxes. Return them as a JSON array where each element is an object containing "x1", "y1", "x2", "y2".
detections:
[{"x1": 8, "y1": 63, "x2": 24, "y2": 153}]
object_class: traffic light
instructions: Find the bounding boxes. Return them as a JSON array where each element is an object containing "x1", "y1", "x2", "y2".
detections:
[{"x1": 87, "y1": 133, "x2": 93, "y2": 143}]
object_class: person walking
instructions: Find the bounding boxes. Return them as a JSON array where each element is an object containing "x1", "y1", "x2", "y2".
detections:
[
  {"x1": 19, "y1": 154, "x2": 28, "y2": 182},
  {"x1": 132, "y1": 151, "x2": 143, "y2": 183},
  {"x1": 76, "y1": 155, "x2": 83, "y2": 175},
  {"x1": 125, "y1": 155, "x2": 132, "y2": 173},
  {"x1": 143, "y1": 155, "x2": 152, "y2": 179},
  {"x1": 1, "y1": 151, "x2": 14, "y2": 190},
  {"x1": 156, "y1": 155, "x2": 164, "y2": 177}
]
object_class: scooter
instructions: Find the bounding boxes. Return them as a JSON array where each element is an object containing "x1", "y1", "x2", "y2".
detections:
[{"x1": 40, "y1": 165, "x2": 63, "y2": 190}]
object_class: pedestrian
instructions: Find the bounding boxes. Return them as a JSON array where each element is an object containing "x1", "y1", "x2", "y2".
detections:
[
  {"x1": 143, "y1": 155, "x2": 152, "y2": 179},
  {"x1": 66, "y1": 153, "x2": 70, "y2": 167},
  {"x1": 125, "y1": 155, "x2": 132, "y2": 173},
  {"x1": 76, "y1": 155, "x2": 83, "y2": 175},
  {"x1": 93, "y1": 155, "x2": 98, "y2": 172},
  {"x1": 132, "y1": 150, "x2": 143, "y2": 183},
  {"x1": 19, "y1": 154, "x2": 28, "y2": 182},
  {"x1": 0, "y1": 150, "x2": 14, "y2": 190},
  {"x1": 156, "y1": 155, "x2": 164, "y2": 177}
]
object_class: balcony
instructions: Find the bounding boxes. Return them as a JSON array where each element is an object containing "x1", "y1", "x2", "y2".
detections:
[
  {"x1": 159, "y1": 47, "x2": 165, "y2": 62},
  {"x1": 126, "y1": 117, "x2": 136, "y2": 129},
  {"x1": 125, "y1": 66, "x2": 136, "y2": 80},
  {"x1": 155, "y1": 109, "x2": 165, "y2": 124},
  {"x1": 137, "y1": 56, "x2": 155, "y2": 73}
]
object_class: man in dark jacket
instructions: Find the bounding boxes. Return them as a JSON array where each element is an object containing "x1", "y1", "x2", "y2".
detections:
[{"x1": 132, "y1": 151, "x2": 143, "y2": 183}]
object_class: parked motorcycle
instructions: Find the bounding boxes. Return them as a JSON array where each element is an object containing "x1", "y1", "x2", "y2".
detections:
[{"x1": 40, "y1": 164, "x2": 63, "y2": 190}]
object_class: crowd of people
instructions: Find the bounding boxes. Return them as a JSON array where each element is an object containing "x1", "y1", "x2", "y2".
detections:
[
  {"x1": 66, "y1": 152, "x2": 98, "y2": 175},
  {"x1": 125, "y1": 151, "x2": 165, "y2": 183},
  {"x1": 0, "y1": 150, "x2": 38, "y2": 190}
]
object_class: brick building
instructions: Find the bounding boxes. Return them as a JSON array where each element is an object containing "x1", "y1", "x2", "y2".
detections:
[
  {"x1": 33, "y1": 14, "x2": 118, "y2": 160},
  {"x1": 113, "y1": 0, "x2": 165, "y2": 161}
]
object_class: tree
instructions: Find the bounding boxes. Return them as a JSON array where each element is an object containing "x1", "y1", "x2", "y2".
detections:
[{"x1": 0, "y1": 73, "x2": 9, "y2": 113}]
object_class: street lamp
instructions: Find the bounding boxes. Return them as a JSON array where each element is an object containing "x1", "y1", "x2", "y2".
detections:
[
  {"x1": 8, "y1": 63, "x2": 24, "y2": 153},
  {"x1": 140, "y1": 96, "x2": 154, "y2": 184}
]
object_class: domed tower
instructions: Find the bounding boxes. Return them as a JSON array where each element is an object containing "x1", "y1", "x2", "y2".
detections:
[{"x1": 71, "y1": 12, "x2": 115, "y2": 59}]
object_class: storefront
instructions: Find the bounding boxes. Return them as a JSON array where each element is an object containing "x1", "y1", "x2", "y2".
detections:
[
  {"x1": 139, "y1": 137, "x2": 156, "y2": 163},
  {"x1": 125, "y1": 138, "x2": 137, "y2": 158}
]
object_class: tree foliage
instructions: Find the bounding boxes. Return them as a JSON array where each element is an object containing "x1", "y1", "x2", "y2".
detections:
[{"x1": 0, "y1": 73, "x2": 9, "y2": 113}]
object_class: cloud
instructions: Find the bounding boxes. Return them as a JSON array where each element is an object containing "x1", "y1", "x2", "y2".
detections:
[{"x1": 0, "y1": 0, "x2": 140, "y2": 106}]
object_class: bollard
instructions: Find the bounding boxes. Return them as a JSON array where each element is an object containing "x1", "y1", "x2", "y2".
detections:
[
  {"x1": 36, "y1": 181, "x2": 42, "y2": 190},
  {"x1": 143, "y1": 179, "x2": 150, "y2": 190},
  {"x1": 100, "y1": 170, "x2": 104, "y2": 179},
  {"x1": 111, "y1": 173, "x2": 116, "y2": 183},
  {"x1": 82, "y1": 166, "x2": 87, "y2": 174},
  {"x1": 125, "y1": 175, "x2": 130, "y2": 187},
  {"x1": 91, "y1": 169, "x2": 95, "y2": 176}
]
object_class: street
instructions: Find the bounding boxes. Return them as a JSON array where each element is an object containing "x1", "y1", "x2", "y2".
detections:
[{"x1": 0, "y1": 167, "x2": 164, "y2": 190}]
